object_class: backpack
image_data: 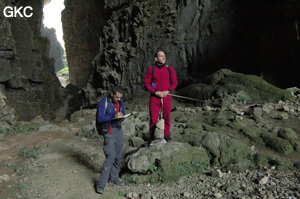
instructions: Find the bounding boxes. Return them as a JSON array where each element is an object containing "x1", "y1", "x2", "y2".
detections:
[{"x1": 95, "y1": 97, "x2": 109, "y2": 135}]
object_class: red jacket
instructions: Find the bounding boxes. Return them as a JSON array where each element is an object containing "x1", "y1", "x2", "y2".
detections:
[{"x1": 144, "y1": 65, "x2": 178, "y2": 94}]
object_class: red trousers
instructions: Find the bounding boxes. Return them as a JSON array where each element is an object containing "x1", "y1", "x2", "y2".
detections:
[{"x1": 149, "y1": 95, "x2": 172, "y2": 137}]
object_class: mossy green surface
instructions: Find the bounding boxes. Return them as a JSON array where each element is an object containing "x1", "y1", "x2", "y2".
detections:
[
  {"x1": 239, "y1": 128, "x2": 264, "y2": 145},
  {"x1": 218, "y1": 72, "x2": 294, "y2": 103},
  {"x1": 176, "y1": 70, "x2": 294, "y2": 104},
  {"x1": 254, "y1": 153, "x2": 294, "y2": 170},
  {"x1": 261, "y1": 133, "x2": 294, "y2": 155}
]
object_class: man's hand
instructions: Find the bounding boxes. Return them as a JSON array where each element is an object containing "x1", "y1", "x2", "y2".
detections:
[
  {"x1": 155, "y1": 91, "x2": 170, "y2": 98},
  {"x1": 115, "y1": 112, "x2": 123, "y2": 118},
  {"x1": 162, "y1": 91, "x2": 170, "y2": 98},
  {"x1": 155, "y1": 91, "x2": 163, "y2": 98}
]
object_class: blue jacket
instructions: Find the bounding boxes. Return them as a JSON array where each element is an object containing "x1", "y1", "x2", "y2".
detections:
[{"x1": 97, "y1": 96, "x2": 126, "y2": 127}]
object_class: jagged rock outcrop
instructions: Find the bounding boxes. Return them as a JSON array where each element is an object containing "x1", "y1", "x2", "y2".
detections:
[
  {"x1": 0, "y1": 0, "x2": 64, "y2": 121},
  {"x1": 61, "y1": 0, "x2": 106, "y2": 89},
  {"x1": 41, "y1": 25, "x2": 65, "y2": 72}
]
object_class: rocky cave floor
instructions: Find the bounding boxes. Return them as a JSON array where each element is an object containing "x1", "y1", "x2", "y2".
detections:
[{"x1": 0, "y1": 93, "x2": 299, "y2": 199}]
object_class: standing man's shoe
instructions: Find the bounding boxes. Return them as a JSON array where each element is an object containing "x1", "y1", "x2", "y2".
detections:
[
  {"x1": 164, "y1": 135, "x2": 172, "y2": 142},
  {"x1": 96, "y1": 186, "x2": 105, "y2": 194},
  {"x1": 110, "y1": 179, "x2": 125, "y2": 186}
]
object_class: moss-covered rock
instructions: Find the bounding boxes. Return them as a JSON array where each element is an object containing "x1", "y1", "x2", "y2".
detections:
[
  {"x1": 239, "y1": 128, "x2": 264, "y2": 145},
  {"x1": 225, "y1": 159, "x2": 256, "y2": 172},
  {"x1": 204, "y1": 111, "x2": 234, "y2": 127},
  {"x1": 194, "y1": 132, "x2": 252, "y2": 167},
  {"x1": 277, "y1": 128, "x2": 298, "y2": 140},
  {"x1": 254, "y1": 153, "x2": 294, "y2": 171},
  {"x1": 176, "y1": 69, "x2": 294, "y2": 104},
  {"x1": 218, "y1": 72, "x2": 293, "y2": 103},
  {"x1": 126, "y1": 142, "x2": 209, "y2": 174},
  {"x1": 261, "y1": 133, "x2": 294, "y2": 155}
]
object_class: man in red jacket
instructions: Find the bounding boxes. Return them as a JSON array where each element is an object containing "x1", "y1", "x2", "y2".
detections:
[{"x1": 144, "y1": 50, "x2": 178, "y2": 142}]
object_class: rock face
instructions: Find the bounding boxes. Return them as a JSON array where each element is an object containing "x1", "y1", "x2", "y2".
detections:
[
  {"x1": 61, "y1": 0, "x2": 106, "y2": 89},
  {"x1": 40, "y1": 25, "x2": 65, "y2": 72},
  {"x1": 0, "y1": 87, "x2": 15, "y2": 124},
  {"x1": 61, "y1": 0, "x2": 300, "y2": 105},
  {"x1": 0, "y1": 0, "x2": 64, "y2": 121}
]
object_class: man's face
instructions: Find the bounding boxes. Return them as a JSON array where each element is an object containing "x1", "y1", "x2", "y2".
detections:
[
  {"x1": 112, "y1": 92, "x2": 123, "y2": 103},
  {"x1": 155, "y1": 51, "x2": 166, "y2": 65}
]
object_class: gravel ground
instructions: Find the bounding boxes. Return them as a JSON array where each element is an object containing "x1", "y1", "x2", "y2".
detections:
[{"x1": 114, "y1": 169, "x2": 300, "y2": 199}]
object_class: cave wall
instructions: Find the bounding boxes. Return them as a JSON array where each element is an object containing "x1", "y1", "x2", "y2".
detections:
[
  {"x1": 0, "y1": 0, "x2": 64, "y2": 121},
  {"x1": 61, "y1": 0, "x2": 107, "y2": 89},
  {"x1": 61, "y1": 0, "x2": 300, "y2": 105},
  {"x1": 41, "y1": 25, "x2": 65, "y2": 72}
]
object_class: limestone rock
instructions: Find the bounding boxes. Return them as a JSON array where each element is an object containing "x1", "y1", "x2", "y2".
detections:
[
  {"x1": 197, "y1": 132, "x2": 252, "y2": 168},
  {"x1": 259, "y1": 176, "x2": 269, "y2": 185},
  {"x1": 0, "y1": 2, "x2": 64, "y2": 121},
  {"x1": 37, "y1": 124, "x2": 60, "y2": 132},
  {"x1": 211, "y1": 169, "x2": 225, "y2": 178},
  {"x1": 40, "y1": 25, "x2": 65, "y2": 72},
  {"x1": 126, "y1": 142, "x2": 209, "y2": 173},
  {"x1": 0, "y1": 90, "x2": 15, "y2": 124},
  {"x1": 129, "y1": 137, "x2": 145, "y2": 147}
]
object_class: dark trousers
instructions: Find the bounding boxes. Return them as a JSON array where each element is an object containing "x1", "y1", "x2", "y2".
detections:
[{"x1": 98, "y1": 127, "x2": 123, "y2": 188}]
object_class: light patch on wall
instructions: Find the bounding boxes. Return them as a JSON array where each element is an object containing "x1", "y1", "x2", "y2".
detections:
[{"x1": 43, "y1": 0, "x2": 65, "y2": 47}]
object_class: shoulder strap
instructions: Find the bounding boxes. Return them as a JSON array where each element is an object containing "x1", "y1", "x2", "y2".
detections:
[
  {"x1": 152, "y1": 65, "x2": 171, "y2": 81},
  {"x1": 152, "y1": 66, "x2": 155, "y2": 80},
  {"x1": 166, "y1": 65, "x2": 171, "y2": 75},
  {"x1": 166, "y1": 65, "x2": 171, "y2": 83}
]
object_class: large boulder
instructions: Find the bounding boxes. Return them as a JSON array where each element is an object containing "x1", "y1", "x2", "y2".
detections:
[
  {"x1": 126, "y1": 142, "x2": 209, "y2": 174},
  {"x1": 191, "y1": 132, "x2": 252, "y2": 168}
]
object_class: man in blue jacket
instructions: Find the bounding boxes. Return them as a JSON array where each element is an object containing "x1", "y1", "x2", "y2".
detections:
[{"x1": 96, "y1": 86, "x2": 126, "y2": 194}]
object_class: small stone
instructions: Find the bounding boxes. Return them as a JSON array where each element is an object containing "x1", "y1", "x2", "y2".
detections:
[
  {"x1": 234, "y1": 115, "x2": 243, "y2": 122},
  {"x1": 182, "y1": 192, "x2": 191, "y2": 198},
  {"x1": 0, "y1": 174, "x2": 10, "y2": 182},
  {"x1": 214, "y1": 192, "x2": 222, "y2": 198},
  {"x1": 278, "y1": 113, "x2": 288, "y2": 120},
  {"x1": 212, "y1": 169, "x2": 224, "y2": 178},
  {"x1": 203, "y1": 105, "x2": 213, "y2": 111},
  {"x1": 270, "y1": 182, "x2": 276, "y2": 186},
  {"x1": 126, "y1": 192, "x2": 138, "y2": 198},
  {"x1": 237, "y1": 189, "x2": 244, "y2": 194},
  {"x1": 282, "y1": 105, "x2": 290, "y2": 112},
  {"x1": 259, "y1": 176, "x2": 269, "y2": 185}
]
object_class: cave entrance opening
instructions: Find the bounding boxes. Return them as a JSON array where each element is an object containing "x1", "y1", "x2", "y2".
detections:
[{"x1": 42, "y1": 0, "x2": 69, "y2": 87}]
